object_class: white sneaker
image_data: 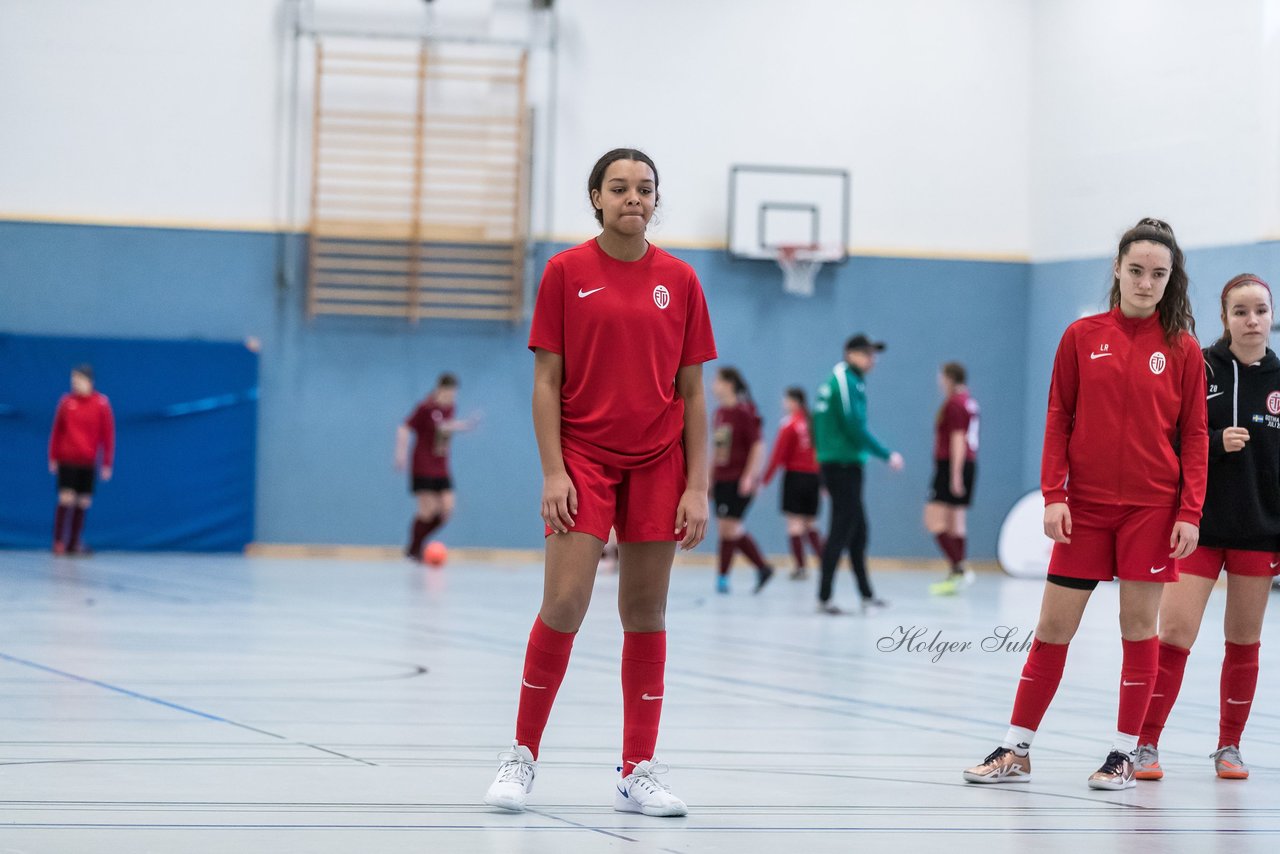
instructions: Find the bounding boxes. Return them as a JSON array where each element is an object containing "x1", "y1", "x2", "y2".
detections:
[
  {"x1": 614, "y1": 759, "x2": 688, "y2": 817},
  {"x1": 484, "y1": 743, "x2": 536, "y2": 811}
]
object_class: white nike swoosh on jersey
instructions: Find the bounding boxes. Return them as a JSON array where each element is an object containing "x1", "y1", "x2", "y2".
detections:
[
  {"x1": 1090, "y1": 352, "x2": 1113, "y2": 360},
  {"x1": 641, "y1": 693, "x2": 663, "y2": 701},
  {"x1": 578, "y1": 287, "x2": 606, "y2": 298},
  {"x1": 522, "y1": 679, "x2": 547, "y2": 690},
  {"x1": 1271, "y1": 561, "x2": 1279, "y2": 569},
  {"x1": 1207, "y1": 392, "x2": 1225, "y2": 399},
  {"x1": 1150, "y1": 566, "x2": 1166, "y2": 573},
  {"x1": 1227, "y1": 698, "x2": 1252, "y2": 705},
  {"x1": 1122, "y1": 680, "x2": 1146, "y2": 687}
]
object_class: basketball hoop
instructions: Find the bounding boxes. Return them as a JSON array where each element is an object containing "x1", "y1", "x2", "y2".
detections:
[{"x1": 776, "y1": 244, "x2": 823, "y2": 297}]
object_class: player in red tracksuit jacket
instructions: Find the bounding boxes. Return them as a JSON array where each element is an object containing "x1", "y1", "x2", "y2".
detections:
[
  {"x1": 1136, "y1": 274, "x2": 1280, "y2": 782},
  {"x1": 963, "y1": 218, "x2": 1208, "y2": 791},
  {"x1": 48, "y1": 364, "x2": 115, "y2": 555},
  {"x1": 762, "y1": 386, "x2": 823, "y2": 580},
  {"x1": 484, "y1": 148, "x2": 716, "y2": 818}
]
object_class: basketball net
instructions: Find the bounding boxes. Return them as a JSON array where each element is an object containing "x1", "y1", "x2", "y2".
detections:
[{"x1": 776, "y1": 244, "x2": 822, "y2": 297}]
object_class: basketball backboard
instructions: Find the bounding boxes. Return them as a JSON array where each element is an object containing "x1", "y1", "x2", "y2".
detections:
[{"x1": 727, "y1": 165, "x2": 849, "y2": 262}]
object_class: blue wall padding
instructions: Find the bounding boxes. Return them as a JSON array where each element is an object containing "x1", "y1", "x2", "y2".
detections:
[
  {"x1": 0, "y1": 333, "x2": 258, "y2": 551},
  {"x1": 0, "y1": 221, "x2": 1030, "y2": 557}
]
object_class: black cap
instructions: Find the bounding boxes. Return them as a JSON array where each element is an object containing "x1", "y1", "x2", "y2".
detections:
[{"x1": 844, "y1": 334, "x2": 886, "y2": 353}]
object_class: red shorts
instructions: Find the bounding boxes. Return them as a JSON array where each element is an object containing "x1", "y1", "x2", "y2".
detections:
[
  {"x1": 548, "y1": 442, "x2": 687, "y2": 543},
  {"x1": 1047, "y1": 500, "x2": 1179, "y2": 583},
  {"x1": 1176, "y1": 547, "x2": 1280, "y2": 580}
]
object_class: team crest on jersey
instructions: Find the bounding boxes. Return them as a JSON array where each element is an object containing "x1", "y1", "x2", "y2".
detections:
[
  {"x1": 1148, "y1": 352, "x2": 1167, "y2": 375},
  {"x1": 653, "y1": 284, "x2": 670, "y2": 309},
  {"x1": 1269, "y1": 391, "x2": 1280, "y2": 415}
]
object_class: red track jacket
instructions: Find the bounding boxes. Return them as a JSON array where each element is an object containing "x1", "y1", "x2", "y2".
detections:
[{"x1": 1041, "y1": 307, "x2": 1207, "y2": 525}]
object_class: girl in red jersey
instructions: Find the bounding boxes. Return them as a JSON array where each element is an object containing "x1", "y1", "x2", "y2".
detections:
[
  {"x1": 484, "y1": 149, "x2": 716, "y2": 817},
  {"x1": 762, "y1": 387, "x2": 823, "y2": 580},
  {"x1": 963, "y1": 218, "x2": 1207, "y2": 790},
  {"x1": 925, "y1": 363, "x2": 979, "y2": 596},
  {"x1": 48, "y1": 364, "x2": 115, "y2": 555},
  {"x1": 395, "y1": 373, "x2": 474, "y2": 561},
  {"x1": 1135, "y1": 275, "x2": 1280, "y2": 781},
  {"x1": 711, "y1": 366, "x2": 773, "y2": 594}
]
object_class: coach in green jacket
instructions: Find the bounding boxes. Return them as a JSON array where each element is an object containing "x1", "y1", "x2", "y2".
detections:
[{"x1": 813, "y1": 334, "x2": 904, "y2": 614}]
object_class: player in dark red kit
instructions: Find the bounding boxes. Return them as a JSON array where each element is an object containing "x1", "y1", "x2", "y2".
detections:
[
  {"x1": 484, "y1": 149, "x2": 716, "y2": 817},
  {"x1": 963, "y1": 218, "x2": 1207, "y2": 790},
  {"x1": 48, "y1": 364, "x2": 114, "y2": 555},
  {"x1": 395, "y1": 373, "x2": 474, "y2": 561},
  {"x1": 762, "y1": 387, "x2": 823, "y2": 580},
  {"x1": 926, "y1": 363, "x2": 979, "y2": 595},
  {"x1": 711, "y1": 366, "x2": 773, "y2": 594},
  {"x1": 1136, "y1": 275, "x2": 1280, "y2": 781}
]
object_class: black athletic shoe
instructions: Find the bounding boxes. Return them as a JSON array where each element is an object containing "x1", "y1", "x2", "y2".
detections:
[{"x1": 753, "y1": 565, "x2": 774, "y2": 594}]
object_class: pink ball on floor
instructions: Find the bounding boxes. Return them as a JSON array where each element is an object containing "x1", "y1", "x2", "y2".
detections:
[{"x1": 424, "y1": 541, "x2": 448, "y2": 567}]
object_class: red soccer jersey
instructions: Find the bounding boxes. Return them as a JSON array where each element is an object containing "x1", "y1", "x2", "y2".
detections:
[
  {"x1": 528, "y1": 239, "x2": 717, "y2": 468},
  {"x1": 405, "y1": 397, "x2": 454, "y2": 478},
  {"x1": 49, "y1": 391, "x2": 115, "y2": 468},
  {"x1": 763, "y1": 412, "x2": 819, "y2": 484},
  {"x1": 1041, "y1": 307, "x2": 1208, "y2": 525},
  {"x1": 933, "y1": 391, "x2": 979, "y2": 462},
  {"x1": 712, "y1": 401, "x2": 762, "y2": 482}
]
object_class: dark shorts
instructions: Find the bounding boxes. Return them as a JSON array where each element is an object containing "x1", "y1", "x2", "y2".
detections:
[
  {"x1": 411, "y1": 475, "x2": 453, "y2": 494},
  {"x1": 57, "y1": 464, "x2": 95, "y2": 495},
  {"x1": 781, "y1": 471, "x2": 821, "y2": 516},
  {"x1": 927, "y1": 459, "x2": 976, "y2": 507},
  {"x1": 714, "y1": 480, "x2": 752, "y2": 520}
]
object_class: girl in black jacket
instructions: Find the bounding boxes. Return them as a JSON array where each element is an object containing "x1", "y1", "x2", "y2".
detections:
[{"x1": 1136, "y1": 274, "x2": 1280, "y2": 781}]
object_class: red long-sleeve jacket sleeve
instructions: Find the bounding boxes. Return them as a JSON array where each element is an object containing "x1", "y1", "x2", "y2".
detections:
[
  {"x1": 763, "y1": 423, "x2": 796, "y2": 485},
  {"x1": 1041, "y1": 328, "x2": 1080, "y2": 506},
  {"x1": 1173, "y1": 339, "x2": 1208, "y2": 524}
]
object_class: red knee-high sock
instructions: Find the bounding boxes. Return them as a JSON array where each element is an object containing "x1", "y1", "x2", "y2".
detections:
[
  {"x1": 514, "y1": 616, "x2": 576, "y2": 759},
  {"x1": 934, "y1": 533, "x2": 958, "y2": 567},
  {"x1": 621, "y1": 630, "x2": 666, "y2": 774},
  {"x1": 1118, "y1": 636, "x2": 1160, "y2": 739},
  {"x1": 68, "y1": 506, "x2": 87, "y2": 550},
  {"x1": 788, "y1": 535, "x2": 806, "y2": 569},
  {"x1": 1138, "y1": 642, "x2": 1189, "y2": 747},
  {"x1": 1010, "y1": 639, "x2": 1070, "y2": 732},
  {"x1": 805, "y1": 529, "x2": 824, "y2": 557},
  {"x1": 407, "y1": 518, "x2": 428, "y2": 557},
  {"x1": 1220, "y1": 640, "x2": 1261, "y2": 748},
  {"x1": 53, "y1": 505, "x2": 69, "y2": 546},
  {"x1": 736, "y1": 533, "x2": 769, "y2": 570},
  {"x1": 949, "y1": 534, "x2": 967, "y2": 564},
  {"x1": 407, "y1": 515, "x2": 442, "y2": 558},
  {"x1": 717, "y1": 538, "x2": 736, "y2": 577}
]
